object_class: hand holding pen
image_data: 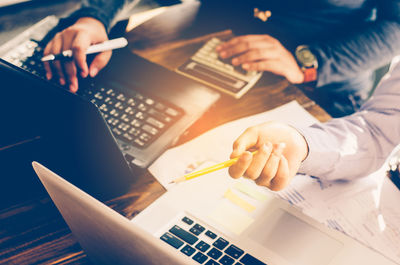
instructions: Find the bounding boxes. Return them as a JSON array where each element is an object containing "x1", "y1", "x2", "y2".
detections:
[{"x1": 43, "y1": 17, "x2": 127, "y2": 93}]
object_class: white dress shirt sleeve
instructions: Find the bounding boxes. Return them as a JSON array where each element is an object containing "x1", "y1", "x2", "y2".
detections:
[{"x1": 298, "y1": 62, "x2": 400, "y2": 181}]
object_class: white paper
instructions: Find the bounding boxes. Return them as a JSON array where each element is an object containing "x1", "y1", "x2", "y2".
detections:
[{"x1": 276, "y1": 165, "x2": 400, "y2": 263}]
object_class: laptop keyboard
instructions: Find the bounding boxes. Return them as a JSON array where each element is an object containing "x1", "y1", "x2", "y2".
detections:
[
  {"x1": 80, "y1": 83, "x2": 182, "y2": 148},
  {"x1": 0, "y1": 16, "x2": 183, "y2": 150},
  {"x1": 160, "y1": 216, "x2": 267, "y2": 265}
]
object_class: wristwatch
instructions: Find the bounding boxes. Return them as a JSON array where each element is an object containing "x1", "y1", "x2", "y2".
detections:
[{"x1": 295, "y1": 45, "x2": 318, "y2": 83}]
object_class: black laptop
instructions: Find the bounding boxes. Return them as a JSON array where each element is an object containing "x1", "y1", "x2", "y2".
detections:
[
  {"x1": 0, "y1": 47, "x2": 218, "y2": 203},
  {"x1": 0, "y1": 16, "x2": 219, "y2": 168}
]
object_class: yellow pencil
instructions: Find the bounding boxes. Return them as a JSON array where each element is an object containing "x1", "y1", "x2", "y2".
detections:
[{"x1": 170, "y1": 151, "x2": 258, "y2": 184}]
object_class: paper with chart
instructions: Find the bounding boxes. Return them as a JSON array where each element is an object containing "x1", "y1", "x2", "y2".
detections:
[{"x1": 149, "y1": 100, "x2": 400, "y2": 263}]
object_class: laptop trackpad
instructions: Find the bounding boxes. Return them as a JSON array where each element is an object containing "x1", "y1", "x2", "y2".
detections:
[{"x1": 247, "y1": 208, "x2": 343, "y2": 265}]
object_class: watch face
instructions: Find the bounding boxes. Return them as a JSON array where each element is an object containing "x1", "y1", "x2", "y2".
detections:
[{"x1": 296, "y1": 47, "x2": 317, "y2": 68}]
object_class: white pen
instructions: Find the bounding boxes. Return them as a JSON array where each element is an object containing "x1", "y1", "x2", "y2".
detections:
[{"x1": 40, "y1": 37, "x2": 128, "y2": 62}]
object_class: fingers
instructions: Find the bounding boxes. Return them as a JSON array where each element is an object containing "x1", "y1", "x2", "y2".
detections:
[
  {"x1": 50, "y1": 34, "x2": 66, "y2": 86},
  {"x1": 232, "y1": 48, "x2": 278, "y2": 66},
  {"x1": 244, "y1": 143, "x2": 272, "y2": 180},
  {"x1": 71, "y1": 32, "x2": 91, "y2": 78},
  {"x1": 228, "y1": 151, "x2": 253, "y2": 179},
  {"x1": 228, "y1": 142, "x2": 291, "y2": 191},
  {"x1": 216, "y1": 35, "x2": 275, "y2": 59},
  {"x1": 89, "y1": 50, "x2": 112, "y2": 77},
  {"x1": 242, "y1": 59, "x2": 282, "y2": 73},
  {"x1": 43, "y1": 42, "x2": 53, "y2": 80},
  {"x1": 231, "y1": 127, "x2": 260, "y2": 158},
  {"x1": 256, "y1": 143, "x2": 286, "y2": 187},
  {"x1": 41, "y1": 18, "x2": 110, "y2": 91},
  {"x1": 61, "y1": 32, "x2": 81, "y2": 92},
  {"x1": 269, "y1": 156, "x2": 291, "y2": 191}
]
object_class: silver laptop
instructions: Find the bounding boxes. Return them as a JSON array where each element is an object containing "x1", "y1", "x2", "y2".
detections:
[{"x1": 33, "y1": 162, "x2": 399, "y2": 265}]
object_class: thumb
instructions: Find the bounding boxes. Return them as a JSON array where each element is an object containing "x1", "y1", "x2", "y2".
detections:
[{"x1": 89, "y1": 51, "x2": 112, "y2": 77}]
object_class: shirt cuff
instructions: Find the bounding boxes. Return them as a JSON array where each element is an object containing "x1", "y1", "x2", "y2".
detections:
[{"x1": 295, "y1": 125, "x2": 323, "y2": 175}]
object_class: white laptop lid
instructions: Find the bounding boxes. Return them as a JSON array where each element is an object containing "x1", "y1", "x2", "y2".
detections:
[{"x1": 32, "y1": 162, "x2": 195, "y2": 265}]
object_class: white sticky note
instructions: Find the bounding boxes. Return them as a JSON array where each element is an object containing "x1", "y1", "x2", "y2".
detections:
[{"x1": 209, "y1": 200, "x2": 254, "y2": 235}]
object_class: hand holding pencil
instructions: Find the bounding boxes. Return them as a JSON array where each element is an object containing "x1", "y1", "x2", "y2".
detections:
[{"x1": 172, "y1": 121, "x2": 308, "y2": 192}]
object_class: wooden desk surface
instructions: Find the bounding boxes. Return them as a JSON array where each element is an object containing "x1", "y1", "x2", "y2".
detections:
[{"x1": 0, "y1": 2, "x2": 330, "y2": 264}]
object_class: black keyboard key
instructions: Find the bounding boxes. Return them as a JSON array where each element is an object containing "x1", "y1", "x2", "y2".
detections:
[
  {"x1": 193, "y1": 224, "x2": 206, "y2": 233},
  {"x1": 139, "y1": 133, "x2": 151, "y2": 142},
  {"x1": 138, "y1": 103, "x2": 148, "y2": 111},
  {"x1": 181, "y1": 245, "x2": 196, "y2": 256},
  {"x1": 190, "y1": 224, "x2": 205, "y2": 236},
  {"x1": 195, "y1": 241, "x2": 210, "y2": 252},
  {"x1": 133, "y1": 138, "x2": 146, "y2": 147},
  {"x1": 193, "y1": 252, "x2": 208, "y2": 264},
  {"x1": 205, "y1": 259, "x2": 219, "y2": 265},
  {"x1": 142, "y1": 124, "x2": 158, "y2": 135},
  {"x1": 169, "y1": 225, "x2": 198, "y2": 245},
  {"x1": 121, "y1": 133, "x2": 133, "y2": 142},
  {"x1": 134, "y1": 92, "x2": 145, "y2": 101},
  {"x1": 220, "y1": 255, "x2": 235, "y2": 265},
  {"x1": 213, "y1": 237, "x2": 229, "y2": 250},
  {"x1": 225, "y1": 245, "x2": 244, "y2": 259},
  {"x1": 205, "y1": 230, "x2": 217, "y2": 239},
  {"x1": 112, "y1": 127, "x2": 122, "y2": 136},
  {"x1": 182, "y1": 216, "x2": 194, "y2": 225},
  {"x1": 130, "y1": 119, "x2": 143, "y2": 128},
  {"x1": 239, "y1": 254, "x2": 266, "y2": 265},
  {"x1": 207, "y1": 248, "x2": 222, "y2": 260},
  {"x1": 127, "y1": 98, "x2": 137, "y2": 107},
  {"x1": 160, "y1": 232, "x2": 184, "y2": 249}
]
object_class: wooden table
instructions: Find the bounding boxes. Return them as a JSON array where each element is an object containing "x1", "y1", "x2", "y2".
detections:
[{"x1": 0, "y1": 2, "x2": 330, "y2": 264}]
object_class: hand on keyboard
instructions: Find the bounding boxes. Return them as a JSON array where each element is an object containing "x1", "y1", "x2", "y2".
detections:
[
  {"x1": 216, "y1": 35, "x2": 305, "y2": 84},
  {"x1": 43, "y1": 17, "x2": 111, "y2": 93}
]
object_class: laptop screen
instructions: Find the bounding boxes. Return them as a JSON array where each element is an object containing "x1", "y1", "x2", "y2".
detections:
[{"x1": 0, "y1": 59, "x2": 134, "y2": 205}]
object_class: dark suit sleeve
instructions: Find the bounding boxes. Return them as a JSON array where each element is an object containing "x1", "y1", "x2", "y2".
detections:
[
  {"x1": 311, "y1": 0, "x2": 400, "y2": 87},
  {"x1": 56, "y1": 0, "x2": 128, "y2": 33}
]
